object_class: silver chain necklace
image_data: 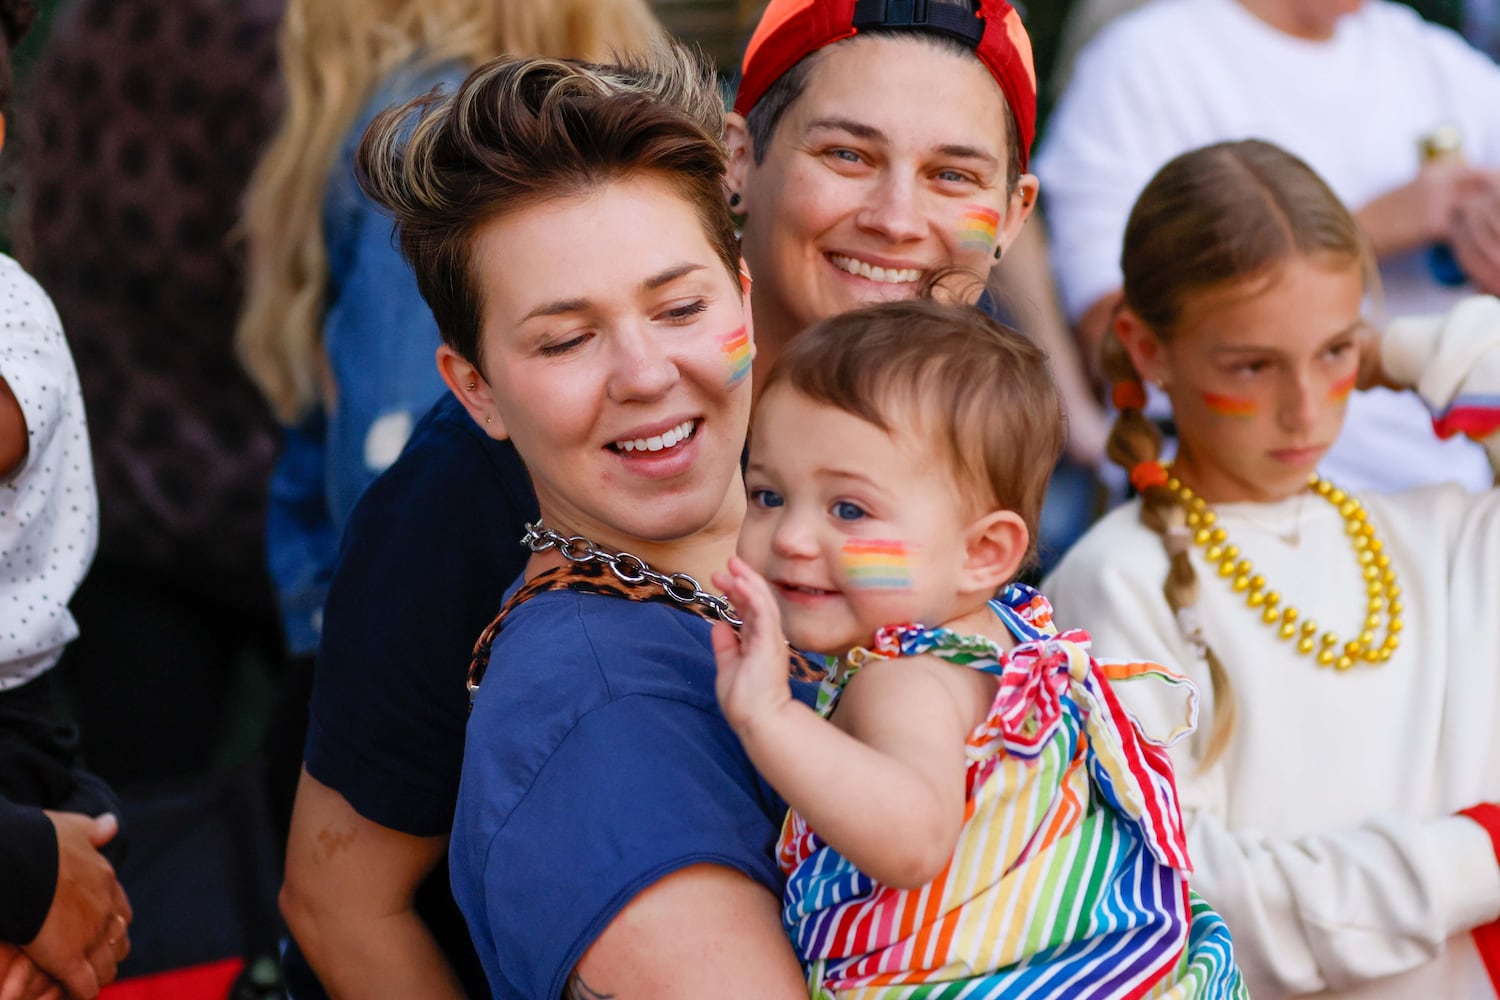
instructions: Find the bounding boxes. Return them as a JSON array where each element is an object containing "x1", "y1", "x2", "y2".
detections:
[{"x1": 522, "y1": 520, "x2": 742, "y2": 626}]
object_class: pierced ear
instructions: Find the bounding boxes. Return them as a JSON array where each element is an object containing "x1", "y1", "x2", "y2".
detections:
[
  {"x1": 725, "y1": 112, "x2": 753, "y2": 215},
  {"x1": 960, "y1": 509, "x2": 1029, "y2": 595},
  {"x1": 994, "y1": 173, "x2": 1039, "y2": 258},
  {"x1": 435, "y1": 345, "x2": 509, "y2": 440},
  {"x1": 1114, "y1": 306, "x2": 1168, "y2": 387}
]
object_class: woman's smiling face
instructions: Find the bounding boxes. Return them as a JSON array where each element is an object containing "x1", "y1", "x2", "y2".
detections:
[
  {"x1": 729, "y1": 33, "x2": 1036, "y2": 357},
  {"x1": 453, "y1": 173, "x2": 753, "y2": 552}
]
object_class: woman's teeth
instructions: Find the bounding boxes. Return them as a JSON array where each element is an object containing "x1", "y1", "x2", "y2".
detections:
[
  {"x1": 614, "y1": 419, "x2": 696, "y2": 453},
  {"x1": 829, "y1": 255, "x2": 922, "y2": 284}
]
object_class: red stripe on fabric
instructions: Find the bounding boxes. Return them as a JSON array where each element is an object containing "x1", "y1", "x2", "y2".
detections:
[
  {"x1": 1458, "y1": 804, "x2": 1500, "y2": 995},
  {"x1": 1433, "y1": 407, "x2": 1500, "y2": 440}
]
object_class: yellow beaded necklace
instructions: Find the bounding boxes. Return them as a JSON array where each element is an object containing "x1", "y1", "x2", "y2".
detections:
[{"x1": 1166, "y1": 472, "x2": 1403, "y2": 670}]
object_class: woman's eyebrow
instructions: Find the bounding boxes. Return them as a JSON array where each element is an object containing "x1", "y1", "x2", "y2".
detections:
[
  {"x1": 520, "y1": 264, "x2": 709, "y2": 322},
  {"x1": 641, "y1": 262, "x2": 706, "y2": 292}
]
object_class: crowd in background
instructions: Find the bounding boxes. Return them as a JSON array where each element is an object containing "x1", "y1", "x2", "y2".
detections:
[{"x1": 0, "y1": 0, "x2": 1497, "y2": 997}]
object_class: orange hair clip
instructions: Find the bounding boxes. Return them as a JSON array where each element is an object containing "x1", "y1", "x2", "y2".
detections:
[
  {"x1": 1112, "y1": 380, "x2": 1147, "y2": 411},
  {"x1": 1130, "y1": 460, "x2": 1170, "y2": 493}
]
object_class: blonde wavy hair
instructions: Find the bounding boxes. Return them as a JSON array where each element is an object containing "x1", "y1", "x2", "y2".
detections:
[{"x1": 236, "y1": 0, "x2": 665, "y2": 424}]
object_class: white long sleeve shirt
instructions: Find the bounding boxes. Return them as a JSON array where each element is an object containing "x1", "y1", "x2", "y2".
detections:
[{"x1": 1044, "y1": 297, "x2": 1500, "y2": 999}]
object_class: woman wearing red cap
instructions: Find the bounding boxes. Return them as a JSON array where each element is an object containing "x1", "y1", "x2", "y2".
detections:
[{"x1": 727, "y1": 0, "x2": 1041, "y2": 388}]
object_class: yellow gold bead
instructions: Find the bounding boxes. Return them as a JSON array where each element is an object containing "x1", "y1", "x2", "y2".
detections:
[
  {"x1": 1368, "y1": 538, "x2": 1383, "y2": 553},
  {"x1": 1314, "y1": 479, "x2": 1333, "y2": 495},
  {"x1": 1297, "y1": 637, "x2": 1315, "y2": 654},
  {"x1": 1367, "y1": 597, "x2": 1383, "y2": 613},
  {"x1": 1247, "y1": 590, "x2": 1265, "y2": 607},
  {"x1": 1340, "y1": 500, "x2": 1358, "y2": 517},
  {"x1": 1282, "y1": 606, "x2": 1298, "y2": 623},
  {"x1": 1358, "y1": 630, "x2": 1375, "y2": 646},
  {"x1": 1353, "y1": 534, "x2": 1370, "y2": 550},
  {"x1": 1210, "y1": 527, "x2": 1227, "y2": 544},
  {"x1": 1375, "y1": 554, "x2": 1391, "y2": 570},
  {"x1": 1249, "y1": 574, "x2": 1266, "y2": 590},
  {"x1": 1389, "y1": 599, "x2": 1403, "y2": 616},
  {"x1": 1357, "y1": 549, "x2": 1375, "y2": 565},
  {"x1": 1390, "y1": 618, "x2": 1404, "y2": 634},
  {"x1": 1223, "y1": 545, "x2": 1239, "y2": 561},
  {"x1": 1336, "y1": 655, "x2": 1354, "y2": 671},
  {"x1": 1344, "y1": 640, "x2": 1362, "y2": 656},
  {"x1": 1187, "y1": 511, "x2": 1202, "y2": 528},
  {"x1": 1363, "y1": 565, "x2": 1380, "y2": 581},
  {"x1": 1195, "y1": 528, "x2": 1211, "y2": 545},
  {"x1": 1388, "y1": 585, "x2": 1401, "y2": 600},
  {"x1": 1384, "y1": 634, "x2": 1400, "y2": 651},
  {"x1": 1321, "y1": 632, "x2": 1338, "y2": 647},
  {"x1": 1300, "y1": 620, "x2": 1317, "y2": 635},
  {"x1": 1191, "y1": 497, "x2": 1206, "y2": 512},
  {"x1": 1317, "y1": 649, "x2": 1335, "y2": 665},
  {"x1": 1200, "y1": 509, "x2": 1216, "y2": 525},
  {"x1": 1367, "y1": 581, "x2": 1383, "y2": 597},
  {"x1": 1329, "y1": 488, "x2": 1347, "y2": 505},
  {"x1": 1382, "y1": 569, "x2": 1396, "y2": 584},
  {"x1": 1205, "y1": 545, "x2": 1223, "y2": 562},
  {"x1": 1218, "y1": 561, "x2": 1237, "y2": 578},
  {"x1": 1264, "y1": 590, "x2": 1280, "y2": 607},
  {"x1": 1236, "y1": 559, "x2": 1253, "y2": 577},
  {"x1": 1167, "y1": 477, "x2": 1181, "y2": 492},
  {"x1": 1360, "y1": 522, "x2": 1376, "y2": 537},
  {"x1": 1377, "y1": 649, "x2": 1392, "y2": 662},
  {"x1": 1233, "y1": 574, "x2": 1251, "y2": 592},
  {"x1": 1262, "y1": 606, "x2": 1280, "y2": 623},
  {"x1": 1365, "y1": 613, "x2": 1381, "y2": 630},
  {"x1": 1350, "y1": 507, "x2": 1368, "y2": 523},
  {"x1": 1179, "y1": 486, "x2": 1194, "y2": 501},
  {"x1": 1279, "y1": 622, "x2": 1296, "y2": 639}
]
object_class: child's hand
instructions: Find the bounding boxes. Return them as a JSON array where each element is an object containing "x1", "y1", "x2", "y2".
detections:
[{"x1": 711, "y1": 556, "x2": 795, "y2": 736}]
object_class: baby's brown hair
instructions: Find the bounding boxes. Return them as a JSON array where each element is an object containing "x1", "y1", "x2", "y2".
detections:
[{"x1": 758, "y1": 298, "x2": 1064, "y2": 570}]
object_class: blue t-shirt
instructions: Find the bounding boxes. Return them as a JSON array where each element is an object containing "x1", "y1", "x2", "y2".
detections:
[{"x1": 452, "y1": 587, "x2": 816, "y2": 1000}]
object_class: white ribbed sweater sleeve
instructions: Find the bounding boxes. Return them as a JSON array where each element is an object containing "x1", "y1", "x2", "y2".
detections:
[{"x1": 1046, "y1": 296, "x2": 1500, "y2": 997}]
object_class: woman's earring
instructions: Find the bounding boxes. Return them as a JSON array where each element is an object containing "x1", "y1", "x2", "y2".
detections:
[
  {"x1": 466, "y1": 381, "x2": 477, "y2": 391},
  {"x1": 728, "y1": 192, "x2": 742, "y2": 210},
  {"x1": 993, "y1": 245, "x2": 1004, "y2": 261}
]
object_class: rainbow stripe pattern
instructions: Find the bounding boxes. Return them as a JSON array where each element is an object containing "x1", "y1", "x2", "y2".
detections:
[
  {"x1": 841, "y1": 539, "x2": 911, "y2": 590},
  {"x1": 1201, "y1": 391, "x2": 1257, "y2": 419},
  {"x1": 1328, "y1": 373, "x2": 1358, "y2": 402},
  {"x1": 957, "y1": 205, "x2": 1001, "y2": 255},
  {"x1": 720, "y1": 326, "x2": 751, "y2": 388},
  {"x1": 1432, "y1": 393, "x2": 1500, "y2": 441},
  {"x1": 782, "y1": 584, "x2": 1247, "y2": 999}
]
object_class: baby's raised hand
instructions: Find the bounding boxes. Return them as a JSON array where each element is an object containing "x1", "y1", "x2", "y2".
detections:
[{"x1": 711, "y1": 556, "x2": 794, "y2": 735}]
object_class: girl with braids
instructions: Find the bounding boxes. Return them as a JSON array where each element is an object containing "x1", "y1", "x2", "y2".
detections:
[{"x1": 1045, "y1": 139, "x2": 1500, "y2": 1000}]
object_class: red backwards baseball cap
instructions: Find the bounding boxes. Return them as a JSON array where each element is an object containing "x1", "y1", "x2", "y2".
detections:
[{"x1": 734, "y1": 0, "x2": 1037, "y2": 170}]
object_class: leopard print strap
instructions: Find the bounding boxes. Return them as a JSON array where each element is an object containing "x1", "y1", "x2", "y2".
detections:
[{"x1": 466, "y1": 561, "x2": 823, "y2": 702}]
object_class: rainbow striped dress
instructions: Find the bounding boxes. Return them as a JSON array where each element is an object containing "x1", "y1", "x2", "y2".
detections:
[{"x1": 779, "y1": 584, "x2": 1247, "y2": 999}]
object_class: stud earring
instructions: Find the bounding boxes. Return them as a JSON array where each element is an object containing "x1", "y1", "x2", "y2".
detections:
[
  {"x1": 993, "y1": 245, "x2": 1004, "y2": 261},
  {"x1": 728, "y1": 192, "x2": 742, "y2": 209},
  {"x1": 466, "y1": 381, "x2": 477, "y2": 391}
]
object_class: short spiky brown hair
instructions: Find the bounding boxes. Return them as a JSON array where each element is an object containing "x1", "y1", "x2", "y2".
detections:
[
  {"x1": 759, "y1": 298, "x2": 1064, "y2": 569},
  {"x1": 357, "y1": 44, "x2": 738, "y2": 368}
]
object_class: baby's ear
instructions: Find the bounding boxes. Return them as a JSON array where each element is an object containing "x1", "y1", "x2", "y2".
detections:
[{"x1": 960, "y1": 510, "x2": 1028, "y2": 595}]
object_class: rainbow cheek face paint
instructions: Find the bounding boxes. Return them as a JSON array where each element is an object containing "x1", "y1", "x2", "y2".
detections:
[
  {"x1": 1201, "y1": 391, "x2": 1257, "y2": 419},
  {"x1": 720, "y1": 326, "x2": 751, "y2": 388},
  {"x1": 956, "y1": 205, "x2": 1000, "y2": 256},
  {"x1": 841, "y1": 539, "x2": 912, "y2": 590},
  {"x1": 1328, "y1": 373, "x2": 1357, "y2": 403}
]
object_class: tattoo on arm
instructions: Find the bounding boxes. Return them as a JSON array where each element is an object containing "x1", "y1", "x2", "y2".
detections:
[{"x1": 566, "y1": 973, "x2": 615, "y2": 1000}]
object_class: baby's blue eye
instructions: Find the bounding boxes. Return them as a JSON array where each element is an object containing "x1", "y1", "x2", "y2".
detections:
[
  {"x1": 751, "y1": 488, "x2": 784, "y2": 509},
  {"x1": 831, "y1": 501, "x2": 866, "y2": 521}
]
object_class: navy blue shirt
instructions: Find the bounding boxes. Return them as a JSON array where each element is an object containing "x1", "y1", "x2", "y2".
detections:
[
  {"x1": 452, "y1": 587, "x2": 816, "y2": 1000},
  {"x1": 303, "y1": 392, "x2": 536, "y2": 996}
]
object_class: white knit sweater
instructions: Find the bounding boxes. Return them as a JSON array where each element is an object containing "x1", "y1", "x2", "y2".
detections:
[{"x1": 1045, "y1": 297, "x2": 1500, "y2": 999}]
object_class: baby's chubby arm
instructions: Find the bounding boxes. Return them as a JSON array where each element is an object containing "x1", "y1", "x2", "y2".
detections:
[
  {"x1": 712, "y1": 557, "x2": 978, "y2": 889},
  {"x1": 0, "y1": 375, "x2": 25, "y2": 478}
]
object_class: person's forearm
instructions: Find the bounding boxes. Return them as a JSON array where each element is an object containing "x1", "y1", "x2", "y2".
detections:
[
  {"x1": 286, "y1": 905, "x2": 466, "y2": 1000},
  {"x1": 737, "y1": 701, "x2": 957, "y2": 889},
  {"x1": 0, "y1": 376, "x2": 27, "y2": 479}
]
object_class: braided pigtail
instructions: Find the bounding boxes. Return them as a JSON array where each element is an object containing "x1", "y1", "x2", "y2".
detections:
[{"x1": 1100, "y1": 324, "x2": 1236, "y2": 772}]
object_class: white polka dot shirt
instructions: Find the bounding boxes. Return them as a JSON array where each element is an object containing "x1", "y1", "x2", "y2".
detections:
[{"x1": 0, "y1": 254, "x2": 98, "y2": 689}]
